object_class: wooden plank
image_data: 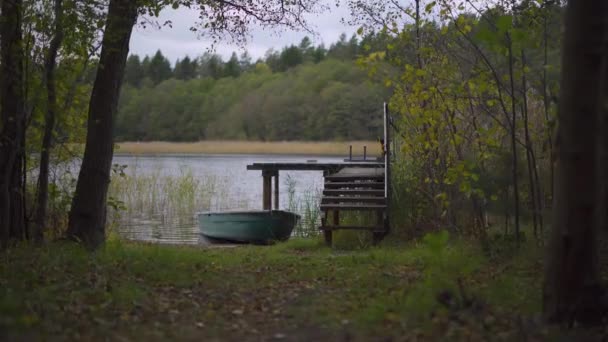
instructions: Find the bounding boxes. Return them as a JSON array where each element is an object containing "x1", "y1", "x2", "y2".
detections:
[
  {"x1": 320, "y1": 203, "x2": 387, "y2": 211},
  {"x1": 319, "y1": 225, "x2": 387, "y2": 232},
  {"x1": 324, "y1": 182, "x2": 384, "y2": 189},
  {"x1": 324, "y1": 175, "x2": 384, "y2": 182},
  {"x1": 247, "y1": 162, "x2": 383, "y2": 171},
  {"x1": 330, "y1": 167, "x2": 384, "y2": 177},
  {"x1": 323, "y1": 189, "x2": 385, "y2": 196},
  {"x1": 321, "y1": 196, "x2": 386, "y2": 204}
]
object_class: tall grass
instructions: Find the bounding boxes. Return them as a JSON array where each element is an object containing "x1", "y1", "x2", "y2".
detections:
[
  {"x1": 115, "y1": 140, "x2": 381, "y2": 156},
  {"x1": 109, "y1": 169, "x2": 223, "y2": 219},
  {"x1": 107, "y1": 166, "x2": 230, "y2": 244},
  {"x1": 285, "y1": 174, "x2": 322, "y2": 238}
]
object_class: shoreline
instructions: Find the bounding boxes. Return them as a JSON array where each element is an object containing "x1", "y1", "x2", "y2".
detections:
[{"x1": 115, "y1": 140, "x2": 382, "y2": 157}]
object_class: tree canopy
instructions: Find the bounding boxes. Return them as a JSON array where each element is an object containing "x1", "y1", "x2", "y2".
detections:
[{"x1": 116, "y1": 35, "x2": 387, "y2": 141}]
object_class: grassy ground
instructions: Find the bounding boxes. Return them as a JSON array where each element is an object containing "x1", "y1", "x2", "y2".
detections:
[
  {"x1": 114, "y1": 141, "x2": 382, "y2": 156},
  {"x1": 2, "y1": 233, "x2": 580, "y2": 341}
]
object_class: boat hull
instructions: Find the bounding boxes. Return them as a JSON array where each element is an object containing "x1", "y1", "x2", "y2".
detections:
[{"x1": 197, "y1": 210, "x2": 300, "y2": 244}]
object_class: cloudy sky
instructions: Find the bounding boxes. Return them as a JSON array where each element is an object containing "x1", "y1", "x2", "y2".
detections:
[{"x1": 129, "y1": 1, "x2": 358, "y2": 64}]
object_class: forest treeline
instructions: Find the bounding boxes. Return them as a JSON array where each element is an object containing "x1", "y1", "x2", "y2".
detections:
[{"x1": 116, "y1": 34, "x2": 389, "y2": 141}]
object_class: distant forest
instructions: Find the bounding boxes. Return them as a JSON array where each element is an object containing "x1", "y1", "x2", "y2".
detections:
[{"x1": 116, "y1": 34, "x2": 390, "y2": 142}]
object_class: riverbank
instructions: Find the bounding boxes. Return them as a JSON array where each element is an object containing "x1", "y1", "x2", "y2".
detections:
[
  {"x1": 115, "y1": 141, "x2": 382, "y2": 156},
  {"x1": 1, "y1": 234, "x2": 581, "y2": 341}
]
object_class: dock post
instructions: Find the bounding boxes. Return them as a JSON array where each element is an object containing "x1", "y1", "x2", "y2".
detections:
[
  {"x1": 273, "y1": 171, "x2": 279, "y2": 210},
  {"x1": 349, "y1": 145, "x2": 352, "y2": 161},
  {"x1": 363, "y1": 146, "x2": 367, "y2": 160},
  {"x1": 262, "y1": 170, "x2": 272, "y2": 210},
  {"x1": 323, "y1": 210, "x2": 338, "y2": 246}
]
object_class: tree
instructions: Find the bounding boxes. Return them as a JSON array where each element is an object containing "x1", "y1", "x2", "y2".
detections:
[
  {"x1": 328, "y1": 33, "x2": 355, "y2": 60},
  {"x1": 299, "y1": 36, "x2": 315, "y2": 61},
  {"x1": 142, "y1": 55, "x2": 151, "y2": 76},
  {"x1": 0, "y1": 0, "x2": 26, "y2": 247},
  {"x1": 198, "y1": 52, "x2": 224, "y2": 79},
  {"x1": 66, "y1": 0, "x2": 139, "y2": 248},
  {"x1": 223, "y1": 52, "x2": 241, "y2": 78},
  {"x1": 148, "y1": 49, "x2": 172, "y2": 85},
  {"x1": 264, "y1": 48, "x2": 281, "y2": 72},
  {"x1": 239, "y1": 51, "x2": 252, "y2": 72},
  {"x1": 174, "y1": 55, "x2": 197, "y2": 80},
  {"x1": 543, "y1": 0, "x2": 608, "y2": 325},
  {"x1": 125, "y1": 54, "x2": 145, "y2": 86},
  {"x1": 278, "y1": 45, "x2": 304, "y2": 71},
  {"x1": 312, "y1": 44, "x2": 326, "y2": 63},
  {"x1": 33, "y1": 0, "x2": 65, "y2": 243}
]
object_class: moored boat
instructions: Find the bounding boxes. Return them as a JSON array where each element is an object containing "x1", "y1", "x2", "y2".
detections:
[{"x1": 197, "y1": 210, "x2": 300, "y2": 244}]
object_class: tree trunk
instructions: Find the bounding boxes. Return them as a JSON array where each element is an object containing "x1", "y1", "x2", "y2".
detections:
[
  {"x1": 66, "y1": 0, "x2": 138, "y2": 249},
  {"x1": 520, "y1": 49, "x2": 539, "y2": 239},
  {"x1": 0, "y1": 0, "x2": 26, "y2": 248},
  {"x1": 507, "y1": 34, "x2": 521, "y2": 243},
  {"x1": 542, "y1": 0, "x2": 553, "y2": 201},
  {"x1": 33, "y1": 0, "x2": 64, "y2": 244},
  {"x1": 543, "y1": 0, "x2": 608, "y2": 324}
]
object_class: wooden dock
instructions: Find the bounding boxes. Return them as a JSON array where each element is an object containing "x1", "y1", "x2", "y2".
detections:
[
  {"x1": 245, "y1": 162, "x2": 384, "y2": 211},
  {"x1": 246, "y1": 103, "x2": 392, "y2": 244}
]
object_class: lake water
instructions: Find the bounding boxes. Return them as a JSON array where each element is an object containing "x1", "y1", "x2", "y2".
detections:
[{"x1": 110, "y1": 154, "x2": 342, "y2": 244}]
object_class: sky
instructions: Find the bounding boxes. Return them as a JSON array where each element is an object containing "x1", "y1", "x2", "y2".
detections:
[{"x1": 129, "y1": 1, "x2": 358, "y2": 64}]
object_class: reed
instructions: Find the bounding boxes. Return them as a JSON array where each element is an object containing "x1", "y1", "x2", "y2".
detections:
[
  {"x1": 285, "y1": 174, "x2": 322, "y2": 238},
  {"x1": 107, "y1": 167, "x2": 228, "y2": 227},
  {"x1": 115, "y1": 140, "x2": 381, "y2": 156}
]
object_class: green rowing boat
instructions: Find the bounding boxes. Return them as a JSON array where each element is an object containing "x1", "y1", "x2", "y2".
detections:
[{"x1": 197, "y1": 210, "x2": 300, "y2": 244}]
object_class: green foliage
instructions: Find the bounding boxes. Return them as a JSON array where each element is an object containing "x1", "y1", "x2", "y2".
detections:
[
  {"x1": 116, "y1": 58, "x2": 388, "y2": 141},
  {"x1": 113, "y1": 32, "x2": 384, "y2": 142},
  {"x1": 353, "y1": 0, "x2": 563, "y2": 233}
]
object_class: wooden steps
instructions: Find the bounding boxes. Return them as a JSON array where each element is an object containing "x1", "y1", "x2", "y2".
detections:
[{"x1": 319, "y1": 167, "x2": 388, "y2": 243}]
